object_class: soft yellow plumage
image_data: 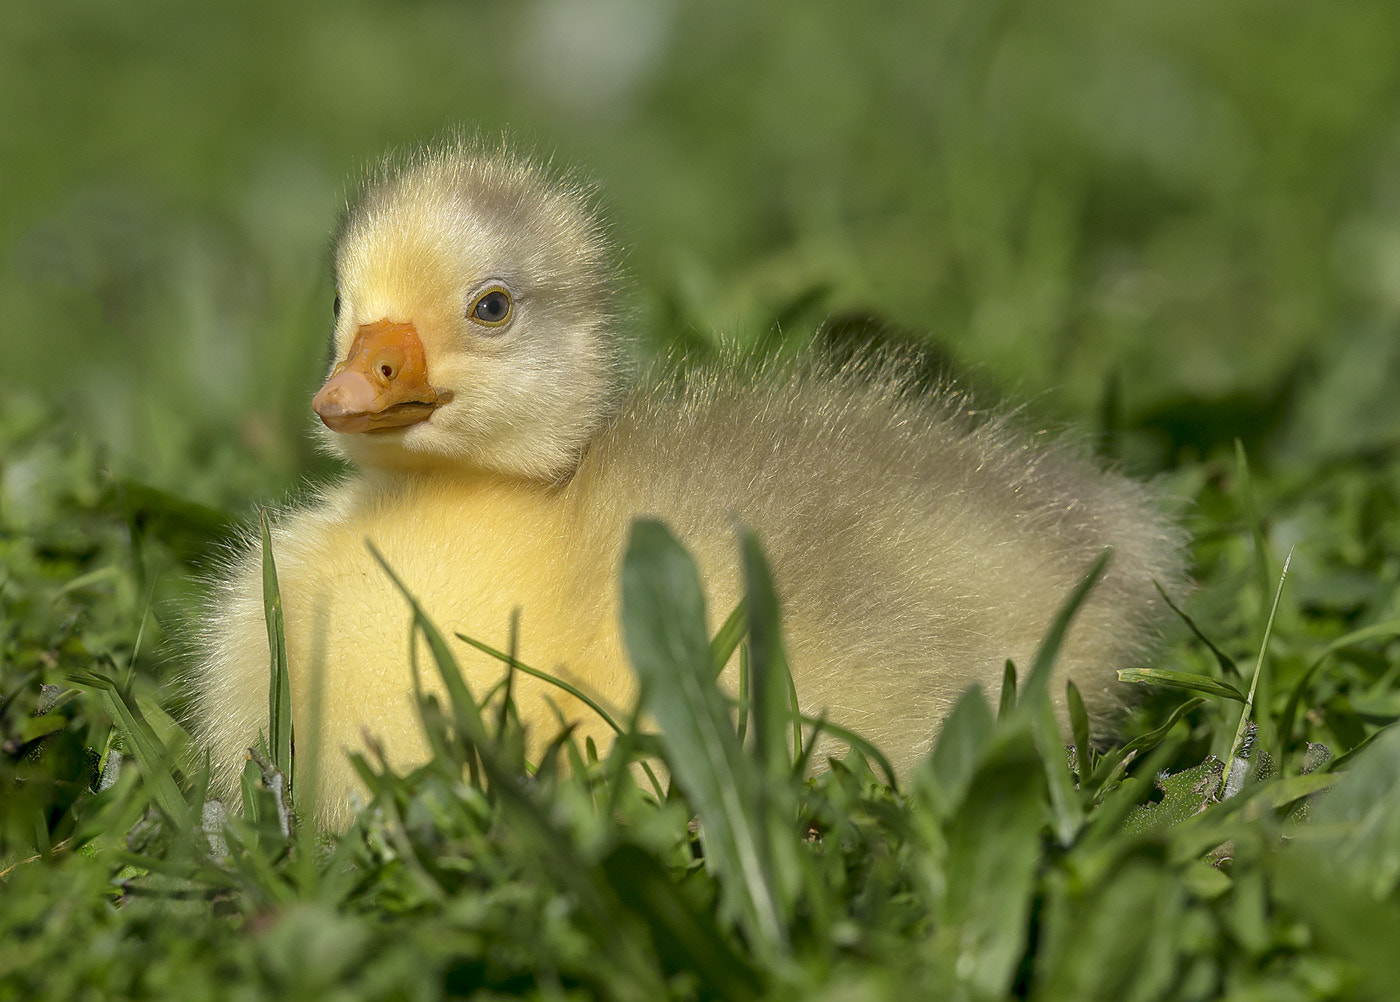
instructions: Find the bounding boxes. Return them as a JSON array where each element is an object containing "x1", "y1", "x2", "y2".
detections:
[{"x1": 193, "y1": 141, "x2": 1186, "y2": 828}]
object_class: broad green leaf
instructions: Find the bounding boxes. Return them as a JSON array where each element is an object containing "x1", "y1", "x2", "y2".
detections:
[
  {"x1": 601, "y1": 842, "x2": 764, "y2": 1001},
  {"x1": 1035, "y1": 848, "x2": 1186, "y2": 1002},
  {"x1": 934, "y1": 725, "x2": 1045, "y2": 998},
  {"x1": 1293, "y1": 724, "x2": 1400, "y2": 896},
  {"x1": 915, "y1": 683, "x2": 994, "y2": 818},
  {"x1": 1276, "y1": 831, "x2": 1400, "y2": 1000},
  {"x1": 621, "y1": 520, "x2": 787, "y2": 957}
]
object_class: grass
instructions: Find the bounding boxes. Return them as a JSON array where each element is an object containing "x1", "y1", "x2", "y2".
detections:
[
  {"x1": 3, "y1": 406, "x2": 1399, "y2": 999},
  {"x1": 4, "y1": 0, "x2": 1400, "y2": 998}
]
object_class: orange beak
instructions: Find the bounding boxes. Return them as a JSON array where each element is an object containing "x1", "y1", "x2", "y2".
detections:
[{"x1": 312, "y1": 320, "x2": 450, "y2": 434}]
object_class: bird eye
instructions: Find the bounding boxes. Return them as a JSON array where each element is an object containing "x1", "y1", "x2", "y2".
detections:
[
  {"x1": 333, "y1": 294, "x2": 341, "y2": 320},
  {"x1": 470, "y1": 288, "x2": 512, "y2": 327}
]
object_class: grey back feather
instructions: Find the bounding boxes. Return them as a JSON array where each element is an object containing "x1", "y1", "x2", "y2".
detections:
[{"x1": 570, "y1": 348, "x2": 1186, "y2": 765}]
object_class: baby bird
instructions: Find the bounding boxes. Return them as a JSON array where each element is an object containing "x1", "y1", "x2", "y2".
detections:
[{"x1": 193, "y1": 141, "x2": 1186, "y2": 828}]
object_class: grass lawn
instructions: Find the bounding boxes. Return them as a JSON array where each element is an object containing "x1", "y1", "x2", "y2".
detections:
[{"x1": 3, "y1": 1, "x2": 1400, "y2": 998}]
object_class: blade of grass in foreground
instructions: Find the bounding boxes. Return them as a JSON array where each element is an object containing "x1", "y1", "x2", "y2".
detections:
[
  {"x1": 795, "y1": 713, "x2": 899, "y2": 788},
  {"x1": 1019, "y1": 548, "x2": 1113, "y2": 843},
  {"x1": 709, "y1": 600, "x2": 747, "y2": 677},
  {"x1": 621, "y1": 520, "x2": 789, "y2": 958},
  {"x1": 740, "y1": 529, "x2": 804, "y2": 923},
  {"x1": 64, "y1": 662, "x2": 187, "y2": 822},
  {"x1": 1088, "y1": 697, "x2": 1206, "y2": 790},
  {"x1": 1067, "y1": 680, "x2": 1091, "y2": 773},
  {"x1": 998, "y1": 660, "x2": 1017, "y2": 719},
  {"x1": 452, "y1": 632, "x2": 624, "y2": 737},
  {"x1": 453, "y1": 629, "x2": 667, "y2": 800},
  {"x1": 936, "y1": 725, "x2": 1047, "y2": 997},
  {"x1": 741, "y1": 529, "x2": 794, "y2": 789},
  {"x1": 260, "y1": 511, "x2": 294, "y2": 797},
  {"x1": 366, "y1": 541, "x2": 669, "y2": 999}
]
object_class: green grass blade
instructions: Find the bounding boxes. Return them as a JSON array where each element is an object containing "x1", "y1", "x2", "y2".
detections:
[
  {"x1": 1081, "y1": 735, "x2": 1188, "y2": 848},
  {"x1": 64, "y1": 665, "x2": 187, "y2": 821},
  {"x1": 1117, "y1": 668, "x2": 1246, "y2": 702},
  {"x1": 621, "y1": 520, "x2": 788, "y2": 956},
  {"x1": 1155, "y1": 581, "x2": 1240, "y2": 678},
  {"x1": 1088, "y1": 698, "x2": 1207, "y2": 788},
  {"x1": 600, "y1": 843, "x2": 764, "y2": 1001},
  {"x1": 1234, "y1": 441, "x2": 1277, "y2": 749},
  {"x1": 741, "y1": 529, "x2": 794, "y2": 785},
  {"x1": 917, "y1": 684, "x2": 996, "y2": 815},
  {"x1": 453, "y1": 631, "x2": 625, "y2": 738},
  {"x1": 734, "y1": 643, "x2": 750, "y2": 745},
  {"x1": 453, "y1": 627, "x2": 668, "y2": 799},
  {"x1": 1066, "y1": 680, "x2": 1091, "y2": 776},
  {"x1": 709, "y1": 600, "x2": 747, "y2": 677},
  {"x1": 259, "y1": 511, "x2": 294, "y2": 798},
  {"x1": 1292, "y1": 725, "x2": 1400, "y2": 882},
  {"x1": 369, "y1": 540, "x2": 668, "y2": 994},
  {"x1": 1020, "y1": 548, "x2": 1112, "y2": 842},
  {"x1": 1023, "y1": 549, "x2": 1112, "y2": 706},
  {"x1": 494, "y1": 608, "x2": 521, "y2": 740},
  {"x1": 997, "y1": 660, "x2": 1017, "y2": 719},
  {"x1": 367, "y1": 542, "x2": 488, "y2": 750},
  {"x1": 1322, "y1": 723, "x2": 1392, "y2": 773},
  {"x1": 796, "y1": 714, "x2": 899, "y2": 789},
  {"x1": 935, "y1": 725, "x2": 1047, "y2": 997},
  {"x1": 1225, "y1": 547, "x2": 1293, "y2": 780},
  {"x1": 786, "y1": 657, "x2": 803, "y2": 766}
]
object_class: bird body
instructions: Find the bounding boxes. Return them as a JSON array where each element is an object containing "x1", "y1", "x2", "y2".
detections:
[{"x1": 193, "y1": 142, "x2": 1185, "y2": 828}]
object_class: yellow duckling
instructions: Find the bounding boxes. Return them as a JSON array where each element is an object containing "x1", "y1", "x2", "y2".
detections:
[{"x1": 193, "y1": 141, "x2": 1186, "y2": 828}]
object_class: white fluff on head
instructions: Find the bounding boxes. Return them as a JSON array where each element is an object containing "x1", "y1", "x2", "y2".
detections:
[{"x1": 190, "y1": 138, "x2": 1187, "y2": 829}]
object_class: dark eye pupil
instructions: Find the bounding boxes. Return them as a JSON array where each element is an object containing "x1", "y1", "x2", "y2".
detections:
[
  {"x1": 333, "y1": 295, "x2": 341, "y2": 319},
  {"x1": 474, "y1": 291, "x2": 509, "y2": 322}
]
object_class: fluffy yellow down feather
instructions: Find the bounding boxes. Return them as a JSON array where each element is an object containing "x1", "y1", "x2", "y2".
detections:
[{"x1": 193, "y1": 142, "x2": 1186, "y2": 828}]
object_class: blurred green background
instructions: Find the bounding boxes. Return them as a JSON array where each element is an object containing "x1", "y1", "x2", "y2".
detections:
[
  {"x1": 3, "y1": 0, "x2": 1400, "y2": 509},
  {"x1": 5, "y1": 10, "x2": 1400, "y2": 991}
]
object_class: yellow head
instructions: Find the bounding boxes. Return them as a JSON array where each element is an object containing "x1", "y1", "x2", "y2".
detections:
[{"x1": 315, "y1": 142, "x2": 621, "y2": 482}]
